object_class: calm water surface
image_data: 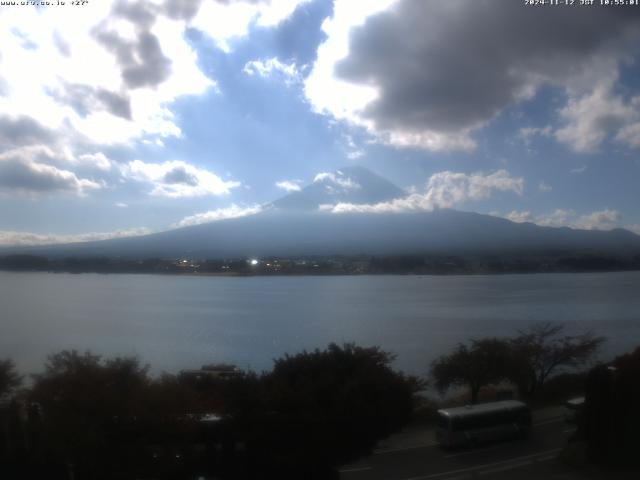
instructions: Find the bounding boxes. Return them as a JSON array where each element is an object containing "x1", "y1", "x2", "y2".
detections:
[{"x1": 1, "y1": 271, "x2": 639, "y2": 376}]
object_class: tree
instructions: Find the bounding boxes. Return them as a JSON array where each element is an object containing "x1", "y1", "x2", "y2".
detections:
[
  {"x1": 431, "y1": 338, "x2": 513, "y2": 404},
  {"x1": 249, "y1": 343, "x2": 423, "y2": 478},
  {"x1": 0, "y1": 358, "x2": 22, "y2": 399},
  {"x1": 29, "y1": 351, "x2": 158, "y2": 479},
  {"x1": 14, "y1": 345, "x2": 428, "y2": 479},
  {"x1": 0, "y1": 360, "x2": 25, "y2": 479},
  {"x1": 609, "y1": 345, "x2": 640, "y2": 465},
  {"x1": 27, "y1": 351, "x2": 227, "y2": 479},
  {"x1": 510, "y1": 322, "x2": 605, "y2": 398},
  {"x1": 582, "y1": 345, "x2": 640, "y2": 467}
]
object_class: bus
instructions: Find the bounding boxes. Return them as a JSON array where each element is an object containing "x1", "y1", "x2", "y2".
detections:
[{"x1": 436, "y1": 400, "x2": 532, "y2": 448}]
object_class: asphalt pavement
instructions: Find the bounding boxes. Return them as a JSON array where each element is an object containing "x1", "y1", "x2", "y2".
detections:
[{"x1": 338, "y1": 406, "x2": 591, "y2": 480}]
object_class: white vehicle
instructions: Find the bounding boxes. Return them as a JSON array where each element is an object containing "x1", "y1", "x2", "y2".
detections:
[{"x1": 436, "y1": 400, "x2": 532, "y2": 448}]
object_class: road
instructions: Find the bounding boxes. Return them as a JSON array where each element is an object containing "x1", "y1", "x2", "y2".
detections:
[{"x1": 339, "y1": 414, "x2": 579, "y2": 480}]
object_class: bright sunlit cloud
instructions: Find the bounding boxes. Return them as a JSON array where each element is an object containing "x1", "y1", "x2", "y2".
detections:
[
  {"x1": 243, "y1": 57, "x2": 301, "y2": 86},
  {"x1": 0, "y1": 146, "x2": 101, "y2": 196},
  {"x1": 0, "y1": 1, "x2": 213, "y2": 146},
  {"x1": 192, "y1": 0, "x2": 312, "y2": 52},
  {"x1": 275, "y1": 180, "x2": 302, "y2": 192},
  {"x1": 0, "y1": 227, "x2": 153, "y2": 247},
  {"x1": 320, "y1": 170, "x2": 523, "y2": 214},
  {"x1": 313, "y1": 171, "x2": 361, "y2": 190},
  {"x1": 122, "y1": 159, "x2": 240, "y2": 198},
  {"x1": 502, "y1": 208, "x2": 624, "y2": 231},
  {"x1": 304, "y1": 0, "x2": 396, "y2": 137},
  {"x1": 174, "y1": 204, "x2": 263, "y2": 227}
]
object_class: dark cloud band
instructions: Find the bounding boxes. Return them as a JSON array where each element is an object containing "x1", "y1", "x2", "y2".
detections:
[{"x1": 335, "y1": 0, "x2": 640, "y2": 137}]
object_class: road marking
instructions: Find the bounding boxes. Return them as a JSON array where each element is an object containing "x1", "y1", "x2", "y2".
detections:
[
  {"x1": 403, "y1": 448, "x2": 562, "y2": 480},
  {"x1": 339, "y1": 466, "x2": 372, "y2": 473},
  {"x1": 444, "y1": 444, "x2": 502, "y2": 458},
  {"x1": 534, "y1": 454, "x2": 557, "y2": 462},
  {"x1": 373, "y1": 415, "x2": 563, "y2": 456},
  {"x1": 478, "y1": 460, "x2": 532, "y2": 475},
  {"x1": 375, "y1": 442, "x2": 438, "y2": 454}
]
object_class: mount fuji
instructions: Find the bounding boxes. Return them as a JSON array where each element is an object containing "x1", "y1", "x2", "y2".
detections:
[{"x1": 4, "y1": 167, "x2": 640, "y2": 259}]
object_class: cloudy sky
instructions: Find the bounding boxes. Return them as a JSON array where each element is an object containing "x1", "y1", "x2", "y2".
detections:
[{"x1": 1, "y1": 0, "x2": 640, "y2": 245}]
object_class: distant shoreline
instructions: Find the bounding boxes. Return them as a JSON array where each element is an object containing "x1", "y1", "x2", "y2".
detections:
[
  {"x1": 2, "y1": 252, "x2": 640, "y2": 277},
  {"x1": 2, "y1": 267, "x2": 640, "y2": 277}
]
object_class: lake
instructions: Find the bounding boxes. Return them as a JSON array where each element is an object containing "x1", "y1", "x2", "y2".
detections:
[{"x1": 1, "y1": 271, "x2": 639, "y2": 377}]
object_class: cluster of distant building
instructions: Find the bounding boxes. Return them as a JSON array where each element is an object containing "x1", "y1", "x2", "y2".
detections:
[
  {"x1": 2, "y1": 252, "x2": 640, "y2": 275},
  {"x1": 168, "y1": 257, "x2": 372, "y2": 275}
]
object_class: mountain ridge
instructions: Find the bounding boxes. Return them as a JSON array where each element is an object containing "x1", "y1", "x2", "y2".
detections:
[
  {"x1": 2, "y1": 167, "x2": 640, "y2": 259},
  {"x1": 270, "y1": 165, "x2": 406, "y2": 211},
  {"x1": 5, "y1": 208, "x2": 640, "y2": 260}
]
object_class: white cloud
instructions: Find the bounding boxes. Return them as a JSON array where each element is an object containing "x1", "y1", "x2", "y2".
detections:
[
  {"x1": 0, "y1": 1, "x2": 213, "y2": 148},
  {"x1": 173, "y1": 204, "x2": 263, "y2": 228},
  {"x1": 0, "y1": 227, "x2": 152, "y2": 247},
  {"x1": 304, "y1": 1, "x2": 640, "y2": 153},
  {"x1": 570, "y1": 165, "x2": 587, "y2": 174},
  {"x1": 518, "y1": 126, "x2": 552, "y2": 145},
  {"x1": 615, "y1": 120, "x2": 640, "y2": 149},
  {"x1": 0, "y1": 146, "x2": 101, "y2": 195},
  {"x1": 342, "y1": 133, "x2": 365, "y2": 160},
  {"x1": 302, "y1": 0, "x2": 506, "y2": 151},
  {"x1": 192, "y1": 0, "x2": 311, "y2": 52},
  {"x1": 572, "y1": 208, "x2": 621, "y2": 230},
  {"x1": 534, "y1": 209, "x2": 575, "y2": 228},
  {"x1": 505, "y1": 210, "x2": 533, "y2": 223},
  {"x1": 243, "y1": 57, "x2": 301, "y2": 86},
  {"x1": 321, "y1": 170, "x2": 523, "y2": 214},
  {"x1": 0, "y1": 1, "x2": 312, "y2": 203},
  {"x1": 502, "y1": 208, "x2": 622, "y2": 231},
  {"x1": 275, "y1": 180, "x2": 302, "y2": 192},
  {"x1": 122, "y1": 159, "x2": 240, "y2": 198},
  {"x1": 426, "y1": 170, "x2": 524, "y2": 207},
  {"x1": 538, "y1": 181, "x2": 552, "y2": 192},
  {"x1": 556, "y1": 77, "x2": 637, "y2": 153},
  {"x1": 76, "y1": 152, "x2": 112, "y2": 171},
  {"x1": 252, "y1": 0, "x2": 311, "y2": 27},
  {"x1": 313, "y1": 171, "x2": 361, "y2": 190},
  {"x1": 304, "y1": 0, "x2": 408, "y2": 144},
  {"x1": 346, "y1": 149, "x2": 365, "y2": 160},
  {"x1": 115, "y1": 202, "x2": 128, "y2": 208}
]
